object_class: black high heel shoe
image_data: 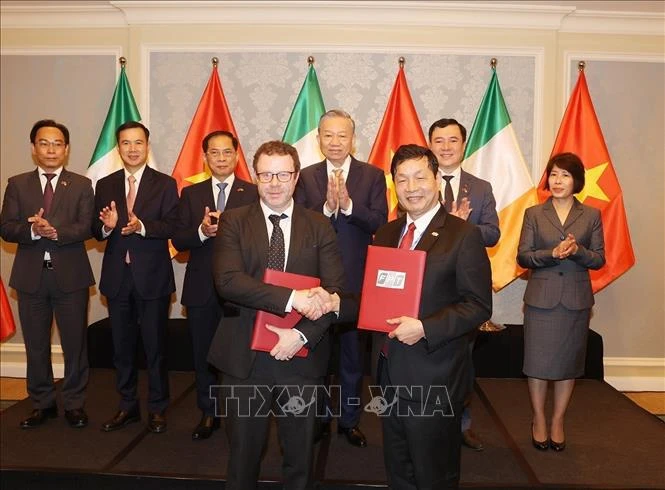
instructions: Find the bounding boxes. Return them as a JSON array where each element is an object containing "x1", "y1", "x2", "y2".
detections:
[
  {"x1": 550, "y1": 439, "x2": 566, "y2": 451},
  {"x1": 531, "y1": 423, "x2": 549, "y2": 451}
]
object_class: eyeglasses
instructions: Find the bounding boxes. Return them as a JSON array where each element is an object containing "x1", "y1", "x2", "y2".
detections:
[
  {"x1": 37, "y1": 140, "x2": 66, "y2": 150},
  {"x1": 206, "y1": 149, "x2": 235, "y2": 159},
  {"x1": 256, "y1": 171, "x2": 296, "y2": 183}
]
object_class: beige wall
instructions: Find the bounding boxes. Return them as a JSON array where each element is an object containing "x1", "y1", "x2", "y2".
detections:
[{"x1": 1, "y1": 3, "x2": 663, "y2": 375}]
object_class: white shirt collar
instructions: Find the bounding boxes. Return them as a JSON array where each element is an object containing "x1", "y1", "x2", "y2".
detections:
[
  {"x1": 326, "y1": 155, "x2": 352, "y2": 176},
  {"x1": 260, "y1": 199, "x2": 294, "y2": 220},
  {"x1": 405, "y1": 202, "x2": 442, "y2": 246},
  {"x1": 124, "y1": 164, "x2": 147, "y2": 184}
]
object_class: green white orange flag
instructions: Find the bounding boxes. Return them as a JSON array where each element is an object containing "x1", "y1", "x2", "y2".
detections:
[
  {"x1": 87, "y1": 62, "x2": 142, "y2": 190},
  {"x1": 282, "y1": 63, "x2": 325, "y2": 168},
  {"x1": 368, "y1": 64, "x2": 427, "y2": 221},
  {"x1": 463, "y1": 68, "x2": 538, "y2": 291},
  {"x1": 539, "y1": 68, "x2": 635, "y2": 293},
  {"x1": 171, "y1": 62, "x2": 251, "y2": 195}
]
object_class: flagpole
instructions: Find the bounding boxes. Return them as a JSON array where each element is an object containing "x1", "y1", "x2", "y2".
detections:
[{"x1": 479, "y1": 56, "x2": 506, "y2": 333}]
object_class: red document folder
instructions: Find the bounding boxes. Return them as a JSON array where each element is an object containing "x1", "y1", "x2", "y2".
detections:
[
  {"x1": 358, "y1": 245, "x2": 426, "y2": 333},
  {"x1": 251, "y1": 269, "x2": 320, "y2": 358}
]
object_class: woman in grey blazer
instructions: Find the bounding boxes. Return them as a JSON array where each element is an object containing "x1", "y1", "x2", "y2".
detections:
[{"x1": 517, "y1": 153, "x2": 605, "y2": 452}]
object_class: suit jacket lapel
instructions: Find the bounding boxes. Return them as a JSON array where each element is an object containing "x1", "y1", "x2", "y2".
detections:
[
  {"x1": 542, "y1": 198, "x2": 565, "y2": 235},
  {"x1": 285, "y1": 205, "x2": 304, "y2": 271},
  {"x1": 132, "y1": 166, "x2": 152, "y2": 214},
  {"x1": 248, "y1": 202, "x2": 270, "y2": 268},
  {"x1": 49, "y1": 168, "x2": 69, "y2": 215},
  {"x1": 458, "y1": 170, "x2": 472, "y2": 205},
  {"x1": 28, "y1": 169, "x2": 44, "y2": 214},
  {"x1": 345, "y1": 158, "x2": 361, "y2": 197},
  {"x1": 415, "y1": 207, "x2": 446, "y2": 253},
  {"x1": 226, "y1": 179, "x2": 248, "y2": 209},
  {"x1": 314, "y1": 161, "x2": 328, "y2": 199},
  {"x1": 563, "y1": 198, "x2": 585, "y2": 229}
]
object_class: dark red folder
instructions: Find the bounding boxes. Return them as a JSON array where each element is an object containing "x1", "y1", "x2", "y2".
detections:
[
  {"x1": 358, "y1": 245, "x2": 426, "y2": 333},
  {"x1": 250, "y1": 269, "x2": 320, "y2": 358}
]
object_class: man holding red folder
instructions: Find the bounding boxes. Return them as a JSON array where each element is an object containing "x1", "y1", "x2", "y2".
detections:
[
  {"x1": 208, "y1": 140, "x2": 344, "y2": 490},
  {"x1": 372, "y1": 145, "x2": 491, "y2": 489}
]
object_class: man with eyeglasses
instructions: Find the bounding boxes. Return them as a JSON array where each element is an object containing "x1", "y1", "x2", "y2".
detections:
[
  {"x1": 207, "y1": 140, "x2": 344, "y2": 489},
  {"x1": 294, "y1": 109, "x2": 387, "y2": 448},
  {"x1": 172, "y1": 130, "x2": 257, "y2": 441},
  {"x1": 0, "y1": 119, "x2": 95, "y2": 429},
  {"x1": 93, "y1": 121, "x2": 179, "y2": 434}
]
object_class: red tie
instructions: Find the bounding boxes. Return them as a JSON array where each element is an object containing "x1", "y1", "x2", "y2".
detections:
[
  {"x1": 383, "y1": 222, "x2": 417, "y2": 358},
  {"x1": 43, "y1": 173, "x2": 55, "y2": 216},
  {"x1": 399, "y1": 223, "x2": 416, "y2": 250}
]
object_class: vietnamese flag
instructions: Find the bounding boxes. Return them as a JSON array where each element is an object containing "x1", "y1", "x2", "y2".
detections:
[
  {"x1": 1, "y1": 277, "x2": 16, "y2": 342},
  {"x1": 171, "y1": 59, "x2": 252, "y2": 195},
  {"x1": 368, "y1": 62, "x2": 427, "y2": 221},
  {"x1": 539, "y1": 68, "x2": 635, "y2": 293}
]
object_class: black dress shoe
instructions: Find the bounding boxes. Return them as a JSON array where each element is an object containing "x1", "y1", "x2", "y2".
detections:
[
  {"x1": 20, "y1": 405, "x2": 57, "y2": 429},
  {"x1": 65, "y1": 408, "x2": 88, "y2": 428},
  {"x1": 314, "y1": 421, "x2": 331, "y2": 444},
  {"x1": 101, "y1": 409, "x2": 140, "y2": 432},
  {"x1": 462, "y1": 429, "x2": 485, "y2": 451},
  {"x1": 338, "y1": 425, "x2": 367, "y2": 448},
  {"x1": 531, "y1": 423, "x2": 549, "y2": 451},
  {"x1": 550, "y1": 439, "x2": 566, "y2": 451},
  {"x1": 192, "y1": 414, "x2": 220, "y2": 440},
  {"x1": 147, "y1": 412, "x2": 167, "y2": 433}
]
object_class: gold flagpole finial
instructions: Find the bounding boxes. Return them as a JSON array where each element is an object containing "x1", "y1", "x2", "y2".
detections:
[
  {"x1": 119, "y1": 57, "x2": 126, "y2": 67},
  {"x1": 307, "y1": 56, "x2": 315, "y2": 65},
  {"x1": 212, "y1": 57, "x2": 219, "y2": 68},
  {"x1": 398, "y1": 57, "x2": 405, "y2": 68},
  {"x1": 490, "y1": 58, "x2": 497, "y2": 70},
  {"x1": 578, "y1": 61, "x2": 586, "y2": 72}
]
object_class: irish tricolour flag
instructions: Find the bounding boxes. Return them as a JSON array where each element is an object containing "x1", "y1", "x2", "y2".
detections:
[
  {"x1": 462, "y1": 68, "x2": 538, "y2": 291},
  {"x1": 282, "y1": 64, "x2": 325, "y2": 168},
  {"x1": 87, "y1": 64, "x2": 142, "y2": 190}
]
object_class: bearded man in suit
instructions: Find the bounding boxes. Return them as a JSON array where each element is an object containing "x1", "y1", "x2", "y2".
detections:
[
  {"x1": 208, "y1": 140, "x2": 344, "y2": 489},
  {"x1": 172, "y1": 130, "x2": 257, "y2": 440},
  {"x1": 0, "y1": 119, "x2": 95, "y2": 429}
]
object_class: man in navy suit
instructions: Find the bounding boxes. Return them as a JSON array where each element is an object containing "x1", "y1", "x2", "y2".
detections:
[
  {"x1": 295, "y1": 109, "x2": 387, "y2": 447},
  {"x1": 0, "y1": 119, "x2": 94, "y2": 429},
  {"x1": 93, "y1": 121, "x2": 179, "y2": 434},
  {"x1": 428, "y1": 118, "x2": 500, "y2": 451},
  {"x1": 172, "y1": 130, "x2": 257, "y2": 440}
]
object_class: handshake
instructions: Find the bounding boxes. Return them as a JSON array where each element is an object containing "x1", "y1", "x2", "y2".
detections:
[{"x1": 292, "y1": 287, "x2": 341, "y2": 321}]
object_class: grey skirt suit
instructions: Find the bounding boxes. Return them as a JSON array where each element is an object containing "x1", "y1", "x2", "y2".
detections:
[{"x1": 517, "y1": 198, "x2": 605, "y2": 380}]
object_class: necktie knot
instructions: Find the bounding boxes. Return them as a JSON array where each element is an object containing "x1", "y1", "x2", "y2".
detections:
[
  {"x1": 128, "y1": 175, "x2": 136, "y2": 185},
  {"x1": 217, "y1": 182, "x2": 228, "y2": 211},
  {"x1": 399, "y1": 222, "x2": 416, "y2": 250},
  {"x1": 269, "y1": 213, "x2": 285, "y2": 227},
  {"x1": 44, "y1": 173, "x2": 56, "y2": 183},
  {"x1": 442, "y1": 175, "x2": 453, "y2": 183}
]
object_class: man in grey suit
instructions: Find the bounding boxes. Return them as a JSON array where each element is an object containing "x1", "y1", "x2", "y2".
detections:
[
  {"x1": 0, "y1": 119, "x2": 95, "y2": 429},
  {"x1": 208, "y1": 140, "x2": 344, "y2": 489},
  {"x1": 428, "y1": 118, "x2": 500, "y2": 451}
]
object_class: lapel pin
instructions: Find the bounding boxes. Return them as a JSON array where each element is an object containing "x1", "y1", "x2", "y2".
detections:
[
  {"x1": 237, "y1": 188, "x2": 244, "y2": 192},
  {"x1": 61, "y1": 181, "x2": 68, "y2": 187},
  {"x1": 431, "y1": 232, "x2": 439, "y2": 237}
]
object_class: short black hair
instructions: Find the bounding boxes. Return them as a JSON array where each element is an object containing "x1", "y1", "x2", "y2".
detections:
[
  {"x1": 30, "y1": 119, "x2": 70, "y2": 145},
  {"x1": 543, "y1": 152, "x2": 586, "y2": 194},
  {"x1": 428, "y1": 118, "x2": 467, "y2": 143},
  {"x1": 390, "y1": 144, "x2": 439, "y2": 179},
  {"x1": 115, "y1": 121, "x2": 149, "y2": 143},
  {"x1": 202, "y1": 130, "x2": 239, "y2": 152}
]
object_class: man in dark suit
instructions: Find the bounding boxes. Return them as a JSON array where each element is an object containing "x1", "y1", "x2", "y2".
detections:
[
  {"x1": 294, "y1": 109, "x2": 387, "y2": 447},
  {"x1": 208, "y1": 140, "x2": 344, "y2": 489},
  {"x1": 0, "y1": 119, "x2": 94, "y2": 429},
  {"x1": 376, "y1": 144, "x2": 491, "y2": 488},
  {"x1": 428, "y1": 118, "x2": 500, "y2": 451},
  {"x1": 172, "y1": 130, "x2": 257, "y2": 441},
  {"x1": 92, "y1": 121, "x2": 179, "y2": 434}
]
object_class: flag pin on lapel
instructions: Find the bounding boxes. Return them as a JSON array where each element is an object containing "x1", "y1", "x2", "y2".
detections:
[{"x1": 431, "y1": 232, "x2": 439, "y2": 237}]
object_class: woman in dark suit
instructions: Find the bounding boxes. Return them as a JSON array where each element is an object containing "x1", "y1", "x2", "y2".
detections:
[{"x1": 517, "y1": 152, "x2": 605, "y2": 452}]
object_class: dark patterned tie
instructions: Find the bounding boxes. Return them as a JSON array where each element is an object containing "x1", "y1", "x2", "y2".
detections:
[
  {"x1": 442, "y1": 175, "x2": 454, "y2": 212},
  {"x1": 43, "y1": 173, "x2": 55, "y2": 216},
  {"x1": 216, "y1": 182, "x2": 228, "y2": 212},
  {"x1": 267, "y1": 214, "x2": 286, "y2": 271}
]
